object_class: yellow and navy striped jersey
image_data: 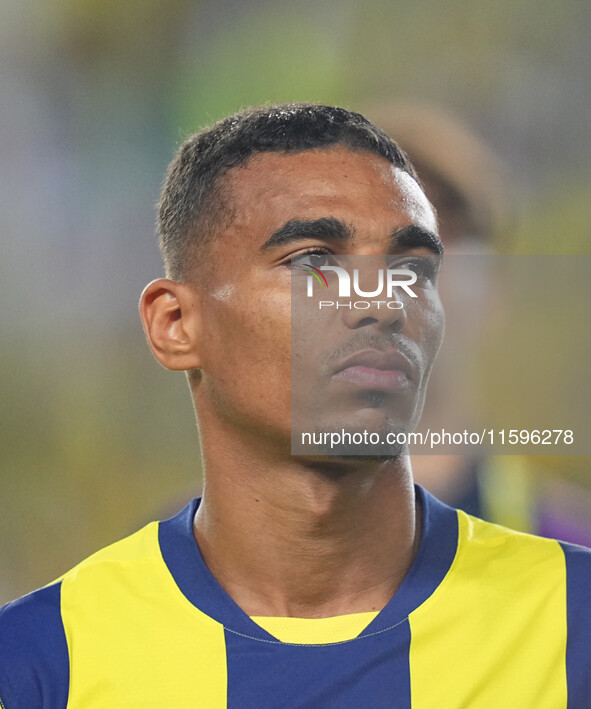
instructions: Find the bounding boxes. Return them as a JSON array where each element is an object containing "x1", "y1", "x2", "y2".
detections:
[{"x1": 1, "y1": 486, "x2": 590, "y2": 707}]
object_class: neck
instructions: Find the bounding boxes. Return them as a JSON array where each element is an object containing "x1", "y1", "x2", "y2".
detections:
[{"x1": 193, "y1": 421, "x2": 420, "y2": 619}]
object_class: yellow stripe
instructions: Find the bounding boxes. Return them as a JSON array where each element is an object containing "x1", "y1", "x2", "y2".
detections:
[
  {"x1": 251, "y1": 611, "x2": 379, "y2": 644},
  {"x1": 409, "y1": 510, "x2": 567, "y2": 708},
  {"x1": 62, "y1": 523, "x2": 227, "y2": 708}
]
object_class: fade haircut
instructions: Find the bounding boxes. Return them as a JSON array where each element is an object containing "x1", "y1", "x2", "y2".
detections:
[{"x1": 158, "y1": 103, "x2": 419, "y2": 280}]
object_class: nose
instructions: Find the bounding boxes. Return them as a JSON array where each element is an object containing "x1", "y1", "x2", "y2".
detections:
[
  {"x1": 341, "y1": 297, "x2": 408, "y2": 332},
  {"x1": 340, "y1": 263, "x2": 408, "y2": 332}
]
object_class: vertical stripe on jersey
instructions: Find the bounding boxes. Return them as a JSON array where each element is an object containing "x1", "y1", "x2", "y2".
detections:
[
  {"x1": 561, "y1": 541, "x2": 591, "y2": 707},
  {"x1": 62, "y1": 522, "x2": 228, "y2": 708},
  {"x1": 0, "y1": 582, "x2": 69, "y2": 708},
  {"x1": 409, "y1": 510, "x2": 567, "y2": 708},
  {"x1": 359, "y1": 487, "x2": 459, "y2": 641},
  {"x1": 224, "y1": 620, "x2": 412, "y2": 709}
]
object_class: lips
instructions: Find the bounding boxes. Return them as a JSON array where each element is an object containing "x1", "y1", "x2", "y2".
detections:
[{"x1": 331, "y1": 349, "x2": 417, "y2": 392}]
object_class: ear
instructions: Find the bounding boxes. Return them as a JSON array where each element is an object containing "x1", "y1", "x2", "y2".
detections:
[{"x1": 139, "y1": 279, "x2": 202, "y2": 371}]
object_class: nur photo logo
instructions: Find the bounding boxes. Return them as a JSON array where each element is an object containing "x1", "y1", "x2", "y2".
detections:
[{"x1": 300, "y1": 263, "x2": 419, "y2": 310}]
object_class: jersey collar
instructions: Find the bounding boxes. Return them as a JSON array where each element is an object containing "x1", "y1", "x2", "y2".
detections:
[{"x1": 158, "y1": 485, "x2": 459, "y2": 642}]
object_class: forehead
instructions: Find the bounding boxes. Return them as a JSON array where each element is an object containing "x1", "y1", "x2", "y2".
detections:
[{"x1": 219, "y1": 146, "x2": 437, "y2": 244}]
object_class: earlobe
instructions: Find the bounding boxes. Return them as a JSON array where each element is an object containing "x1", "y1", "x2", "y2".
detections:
[{"x1": 139, "y1": 279, "x2": 202, "y2": 371}]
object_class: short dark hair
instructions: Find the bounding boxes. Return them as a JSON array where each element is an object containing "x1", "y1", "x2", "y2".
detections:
[{"x1": 158, "y1": 103, "x2": 419, "y2": 280}]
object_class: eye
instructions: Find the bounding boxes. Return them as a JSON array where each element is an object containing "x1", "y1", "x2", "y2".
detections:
[
  {"x1": 287, "y1": 249, "x2": 333, "y2": 270},
  {"x1": 390, "y1": 256, "x2": 438, "y2": 283}
]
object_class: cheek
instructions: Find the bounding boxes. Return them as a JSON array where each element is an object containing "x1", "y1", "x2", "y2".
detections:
[
  {"x1": 202, "y1": 290, "x2": 292, "y2": 391},
  {"x1": 426, "y1": 291, "x2": 445, "y2": 348},
  {"x1": 407, "y1": 290, "x2": 445, "y2": 368}
]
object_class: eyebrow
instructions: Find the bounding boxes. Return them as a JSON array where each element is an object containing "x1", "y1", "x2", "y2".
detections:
[
  {"x1": 391, "y1": 225, "x2": 444, "y2": 256},
  {"x1": 261, "y1": 217, "x2": 443, "y2": 256},
  {"x1": 261, "y1": 218, "x2": 353, "y2": 251}
]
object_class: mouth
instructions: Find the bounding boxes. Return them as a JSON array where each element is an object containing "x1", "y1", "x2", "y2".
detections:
[{"x1": 331, "y1": 349, "x2": 417, "y2": 393}]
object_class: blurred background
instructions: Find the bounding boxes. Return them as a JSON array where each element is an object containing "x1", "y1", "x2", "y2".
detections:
[{"x1": 1, "y1": 0, "x2": 590, "y2": 602}]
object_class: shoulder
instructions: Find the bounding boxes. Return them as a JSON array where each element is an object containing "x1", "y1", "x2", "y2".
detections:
[
  {"x1": 0, "y1": 520, "x2": 162, "y2": 709},
  {"x1": 458, "y1": 507, "x2": 564, "y2": 554},
  {"x1": 57, "y1": 521, "x2": 163, "y2": 612},
  {"x1": 463, "y1": 509, "x2": 591, "y2": 575},
  {"x1": 455, "y1": 509, "x2": 570, "y2": 589},
  {"x1": 0, "y1": 583, "x2": 68, "y2": 709},
  {"x1": 458, "y1": 508, "x2": 591, "y2": 602},
  {"x1": 62, "y1": 519, "x2": 161, "y2": 579}
]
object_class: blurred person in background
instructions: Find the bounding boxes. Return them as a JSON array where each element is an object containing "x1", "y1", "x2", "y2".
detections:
[{"x1": 365, "y1": 100, "x2": 591, "y2": 544}]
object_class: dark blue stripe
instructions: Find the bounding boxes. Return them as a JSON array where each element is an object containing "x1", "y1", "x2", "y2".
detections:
[
  {"x1": 561, "y1": 541, "x2": 591, "y2": 707},
  {"x1": 159, "y1": 499, "x2": 277, "y2": 640},
  {"x1": 225, "y1": 619, "x2": 412, "y2": 708},
  {"x1": 0, "y1": 582, "x2": 69, "y2": 709},
  {"x1": 360, "y1": 486, "x2": 458, "y2": 636}
]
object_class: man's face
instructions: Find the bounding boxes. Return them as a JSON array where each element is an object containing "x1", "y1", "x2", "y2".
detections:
[{"x1": 192, "y1": 147, "x2": 444, "y2": 455}]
